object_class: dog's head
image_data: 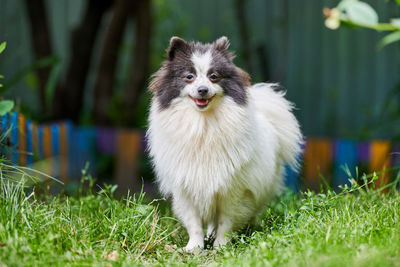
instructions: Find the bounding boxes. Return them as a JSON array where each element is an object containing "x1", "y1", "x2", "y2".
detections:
[{"x1": 150, "y1": 36, "x2": 251, "y2": 111}]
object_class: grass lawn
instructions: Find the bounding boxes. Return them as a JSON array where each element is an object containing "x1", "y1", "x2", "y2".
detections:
[{"x1": 1, "y1": 169, "x2": 400, "y2": 266}]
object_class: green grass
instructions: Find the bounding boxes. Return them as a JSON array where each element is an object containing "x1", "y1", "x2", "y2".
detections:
[{"x1": 1, "y1": 168, "x2": 400, "y2": 266}]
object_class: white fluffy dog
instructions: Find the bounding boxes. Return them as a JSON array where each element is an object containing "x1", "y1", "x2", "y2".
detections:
[{"x1": 147, "y1": 36, "x2": 302, "y2": 250}]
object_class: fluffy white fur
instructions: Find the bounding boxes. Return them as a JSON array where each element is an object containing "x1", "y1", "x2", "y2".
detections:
[{"x1": 148, "y1": 81, "x2": 302, "y2": 250}]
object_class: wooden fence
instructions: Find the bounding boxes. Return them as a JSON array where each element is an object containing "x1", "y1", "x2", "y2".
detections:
[{"x1": 1, "y1": 112, "x2": 399, "y2": 193}]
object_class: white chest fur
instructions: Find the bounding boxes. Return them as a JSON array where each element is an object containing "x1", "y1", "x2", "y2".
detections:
[{"x1": 147, "y1": 97, "x2": 258, "y2": 202}]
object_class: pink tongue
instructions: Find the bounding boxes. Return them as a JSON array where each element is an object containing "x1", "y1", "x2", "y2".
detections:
[{"x1": 195, "y1": 98, "x2": 208, "y2": 106}]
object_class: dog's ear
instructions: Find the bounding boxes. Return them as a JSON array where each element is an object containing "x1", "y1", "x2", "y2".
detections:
[
  {"x1": 214, "y1": 36, "x2": 230, "y2": 51},
  {"x1": 167, "y1": 36, "x2": 189, "y2": 61},
  {"x1": 236, "y1": 67, "x2": 251, "y2": 87}
]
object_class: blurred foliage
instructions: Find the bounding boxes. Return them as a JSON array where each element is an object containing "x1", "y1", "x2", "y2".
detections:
[
  {"x1": 0, "y1": 41, "x2": 15, "y2": 115},
  {"x1": 0, "y1": 100, "x2": 14, "y2": 116},
  {"x1": 0, "y1": 42, "x2": 6, "y2": 89},
  {"x1": 324, "y1": 0, "x2": 400, "y2": 48}
]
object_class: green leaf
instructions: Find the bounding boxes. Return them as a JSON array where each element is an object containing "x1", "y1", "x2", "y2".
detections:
[
  {"x1": 391, "y1": 18, "x2": 400, "y2": 29},
  {"x1": 345, "y1": 1, "x2": 378, "y2": 27},
  {"x1": 45, "y1": 62, "x2": 61, "y2": 109},
  {"x1": 0, "y1": 100, "x2": 14, "y2": 116},
  {"x1": 378, "y1": 31, "x2": 400, "y2": 49},
  {"x1": 0, "y1": 42, "x2": 6, "y2": 54},
  {"x1": 396, "y1": 0, "x2": 400, "y2": 6},
  {"x1": 372, "y1": 23, "x2": 398, "y2": 31},
  {"x1": 337, "y1": 0, "x2": 358, "y2": 10}
]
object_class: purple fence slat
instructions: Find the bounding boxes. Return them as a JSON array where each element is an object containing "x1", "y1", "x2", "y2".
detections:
[
  {"x1": 357, "y1": 142, "x2": 370, "y2": 164},
  {"x1": 96, "y1": 128, "x2": 116, "y2": 154},
  {"x1": 391, "y1": 144, "x2": 400, "y2": 167}
]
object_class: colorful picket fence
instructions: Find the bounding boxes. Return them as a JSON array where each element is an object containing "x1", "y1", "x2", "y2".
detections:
[{"x1": 0, "y1": 112, "x2": 399, "y2": 193}]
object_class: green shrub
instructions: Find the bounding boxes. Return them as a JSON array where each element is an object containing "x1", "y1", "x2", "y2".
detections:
[{"x1": 0, "y1": 41, "x2": 14, "y2": 115}]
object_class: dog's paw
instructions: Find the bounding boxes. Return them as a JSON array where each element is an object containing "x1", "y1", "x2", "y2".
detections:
[
  {"x1": 180, "y1": 239, "x2": 204, "y2": 254},
  {"x1": 213, "y1": 236, "x2": 229, "y2": 249},
  {"x1": 178, "y1": 245, "x2": 203, "y2": 254}
]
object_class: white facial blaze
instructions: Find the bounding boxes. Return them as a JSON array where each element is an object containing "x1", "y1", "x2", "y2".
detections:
[
  {"x1": 180, "y1": 50, "x2": 223, "y2": 101},
  {"x1": 191, "y1": 50, "x2": 212, "y2": 75}
]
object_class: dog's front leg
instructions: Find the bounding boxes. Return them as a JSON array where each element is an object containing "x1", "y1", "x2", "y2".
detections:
[
  {"x1": 172, "y1": 193, "x2": 204, "y2": 251},
  {"x1": 213, "y1": 213, "x2": 233, "y2": 247}
]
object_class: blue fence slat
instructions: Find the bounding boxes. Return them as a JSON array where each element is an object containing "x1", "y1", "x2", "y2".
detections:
[
  {"x1": 0, "y1": 113, "x2": 9, "y2": 133},
  {"x1": 10, "y1": 112, "x2": 18, "y2": 164},
  {"x1": 73, "y1": 127, "x2": 97, "y2": 177},
  {"x1": 65, "y1": 121, "x2": 74, "y2": 180},
  {"x1": 51, "y1": 124, "x2": 59, "y2": 156},
  {"x1": 0, "y1": 113, "x2": 9, "y2": 158},
  {"x1": 51, "y1": 124, "x2": 60, "y2": 177},
  {"x1": 285, "y1": 164, "x2": 300, "y2": 192},
  {"x1": 334, "y1": 140, "x2": 357, "y2": 187}
]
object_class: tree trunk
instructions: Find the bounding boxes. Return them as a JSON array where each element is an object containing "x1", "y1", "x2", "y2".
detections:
[
  {"x1": 93, "y1": 0, "x2": 132, "y2": 125},
  {"x1": 122, "y1": 0, "x2": 152, "y2": 126},
  {"x1": 256, "y1": 44, "x2": 270, "y2": 81},
  {"x1": 52, "y1": 0, "x2": 112, "y2": 121},
  {"x1": 24, "y1": 0, "x2": 53, "y2": 115},
  {"x1": 234, "y1": 0, "x2": 253, "y2": 74}
]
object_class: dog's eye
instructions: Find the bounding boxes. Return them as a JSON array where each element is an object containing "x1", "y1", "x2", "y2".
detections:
[
  {"x1": 209, "y1": 73, "x2": 219, "y2": 82},
  {"x1": 185, "y1": 74, "x2": 195, "y2": 81}
]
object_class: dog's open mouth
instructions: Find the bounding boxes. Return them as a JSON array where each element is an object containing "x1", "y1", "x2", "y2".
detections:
[{"x1": 190, "y1": 96, "x2": 215, "y2": 108}]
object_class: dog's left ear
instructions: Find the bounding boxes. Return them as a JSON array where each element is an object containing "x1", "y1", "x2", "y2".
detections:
[{"x1": 214, "y1": 36, "x2": 230, "y2": 51}]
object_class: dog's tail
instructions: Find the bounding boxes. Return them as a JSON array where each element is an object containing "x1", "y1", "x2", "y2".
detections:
[{"x1": 249, "y1": 83, "x2": 303, "y2": 171}]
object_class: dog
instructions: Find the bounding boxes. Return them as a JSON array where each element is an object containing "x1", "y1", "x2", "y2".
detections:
[{"x1": 147, "y1": 36, "x2": 302, "y2": 251}]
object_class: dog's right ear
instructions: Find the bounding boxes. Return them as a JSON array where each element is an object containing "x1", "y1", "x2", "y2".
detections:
[
  {"x1": 236, "y1": 67, "x2": 251, "y2": 87},
  {"x1": 167, "y1": 36, "x2": 189, "y2": 61}
]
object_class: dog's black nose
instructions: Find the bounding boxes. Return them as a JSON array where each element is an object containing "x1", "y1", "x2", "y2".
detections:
[{"x1": 197, "y1": 87, "x2": 209, "y2": 97}]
